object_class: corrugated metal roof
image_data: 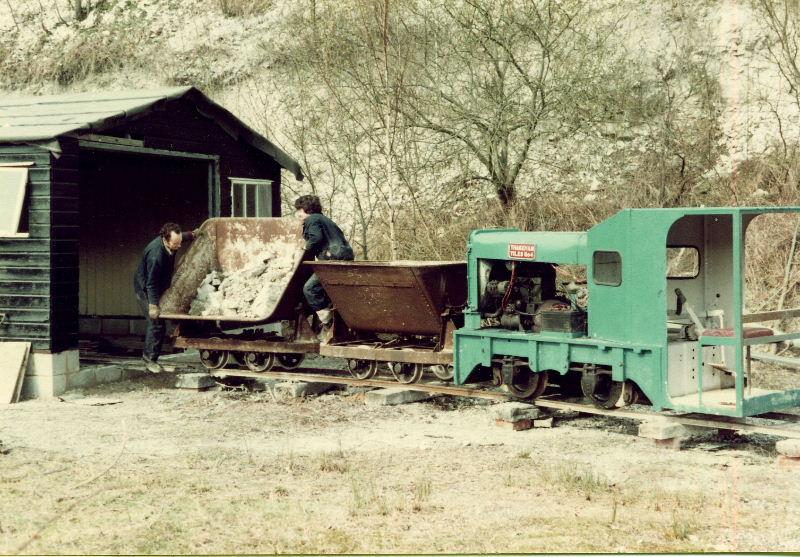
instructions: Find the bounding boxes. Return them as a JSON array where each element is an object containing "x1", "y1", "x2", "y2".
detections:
[{"x1": 0, "y1": 86, "x2": 303, "y2": 179}]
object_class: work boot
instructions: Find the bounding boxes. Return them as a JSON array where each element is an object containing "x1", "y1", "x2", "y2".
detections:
[{"x1": 143, "y1": 357, "x2": 163, "y2": 374}]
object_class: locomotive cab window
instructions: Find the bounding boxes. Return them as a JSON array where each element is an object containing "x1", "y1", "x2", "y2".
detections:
[
  {"x1": 231, "y1": 178, "x2": 272, "y2": 217},
  {"x1": 667, "y1": 246, "x2": 700, "y2": 279},
  {"x1": 593, "y1": 251, "x2": 621, "y2": 286}
]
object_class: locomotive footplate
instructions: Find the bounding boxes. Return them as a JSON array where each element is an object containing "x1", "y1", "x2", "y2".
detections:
[
  {"x1": 320, "y1": 343, "x2": 453, "y2": 365},
  {"x1": 173, "y1": 336, "x2": 319, "y2": 354}
]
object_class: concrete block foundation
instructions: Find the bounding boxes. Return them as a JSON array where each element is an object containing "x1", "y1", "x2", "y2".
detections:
[{"x1": 19, "y1": 350, "x2": 145, "y2": 400}]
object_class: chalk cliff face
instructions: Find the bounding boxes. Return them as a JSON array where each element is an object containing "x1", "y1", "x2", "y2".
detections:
[{"x1": 0, "y1": 0, "x2": 795, "y2": 211}]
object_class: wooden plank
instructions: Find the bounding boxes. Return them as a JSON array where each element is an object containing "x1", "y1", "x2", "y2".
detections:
[
  {"x1": 12, "y1": 345, "x2": 29, "y2": 403},
  {"x1": 743, "y1": 308, "x2": 800, "y2": 323},
  {"x1": 73, "y1": 133, "x2": 144, "y2": 147},
  {"x1": 751, "y1": 353, "x2": 800, "y2": 369},
  {"x1": 173, "y1": 336, "x2": 318, "y2": 354},
  {"x1": 319, "y1": 343, "x2": 453, "y2": 365},
  {"x1": 0, "y1": 342, "x2": 30, "y2": 404}
]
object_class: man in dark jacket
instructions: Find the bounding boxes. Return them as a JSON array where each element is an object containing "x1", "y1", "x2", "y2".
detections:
[
  {"x1": 133, "y1": 222, "x2": 196, "y2": 373},
  {"x1": 294, "y1": 195, "x2": 354, "y2": 328}
]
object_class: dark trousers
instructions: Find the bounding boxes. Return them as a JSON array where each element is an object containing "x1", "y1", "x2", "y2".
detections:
[
  {"x1": 136, "y1": 291, "x2": 165, "y2": 362},
  {"x1": 303, "y1": 273, "x2": 331, "y2": 312}
]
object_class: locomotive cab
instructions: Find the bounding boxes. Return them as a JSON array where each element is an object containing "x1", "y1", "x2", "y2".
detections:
[{"x1": 455, "y1": 207, "x2": 800, "y2": 418}]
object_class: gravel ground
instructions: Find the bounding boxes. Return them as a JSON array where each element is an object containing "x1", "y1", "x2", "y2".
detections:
[{"x1": 1, "y1": 357, "x2": 800, "y2": 553}]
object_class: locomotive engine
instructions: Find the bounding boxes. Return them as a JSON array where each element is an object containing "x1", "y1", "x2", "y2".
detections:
[{"x1": 476, "y1": 260, "x2": 585, "y2": 334}]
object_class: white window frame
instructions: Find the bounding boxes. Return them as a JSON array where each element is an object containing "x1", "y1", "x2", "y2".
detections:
[
  {"x1": 230, "y1": 178, "x2": 272, "y2": 218},
  {"x1": 0, "y1": 164, "x2": 31, "y2": 238}
]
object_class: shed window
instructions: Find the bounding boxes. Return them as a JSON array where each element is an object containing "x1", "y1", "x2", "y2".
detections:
[
  {"x1": 593, "y1": 251, "x2": 622, "y2": 286},
  {"x1": 0, "y1": 167, "x2": 29, "y2": 237},
  {"x1": 231, "y1": 178, "x2": 272, "y2": 217}
]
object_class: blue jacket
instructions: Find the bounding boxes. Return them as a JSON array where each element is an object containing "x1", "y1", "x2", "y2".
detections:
[
  {"x1": 303, "y1": 213, "x2": 354, "y2": 260},
  {"x1": 133, "y1": 232, "x2": 192, "y2": 304}
]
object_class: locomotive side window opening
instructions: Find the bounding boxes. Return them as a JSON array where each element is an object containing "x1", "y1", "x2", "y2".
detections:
[
  {"x1": 476, "y1": 258, "x2": 587, "y2": 334},
  {"x1": 0, "y1": 167, "x2": 29, "y2": 237},
  {"x1": 667, "y1": 247, "x2": 699, "y2": 279},
  {"x1": 592, "y1": 251, "x2": 621, "y2": 286},
  {"x1": 231, "y1": 178, "x2": 272, "y2": 217}
]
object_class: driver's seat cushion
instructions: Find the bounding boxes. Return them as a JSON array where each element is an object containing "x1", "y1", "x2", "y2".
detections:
[{"x1": 702, "y1": 326, "x2": 774, "y2": 338}]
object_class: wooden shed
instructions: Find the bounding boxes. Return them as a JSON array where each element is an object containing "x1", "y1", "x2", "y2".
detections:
[{"x1": 0, "y1": 87, "x2": 302, "y2": 397}]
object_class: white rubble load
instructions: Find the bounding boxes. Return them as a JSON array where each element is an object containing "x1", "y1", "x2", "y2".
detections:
[{"x1": 189, "y1": 239, "x2": 301, "y2": 318}]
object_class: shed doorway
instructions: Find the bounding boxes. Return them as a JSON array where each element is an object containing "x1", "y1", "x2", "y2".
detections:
[{"x1": 78, "y1": 148, "x2": 214, "y2": 352}]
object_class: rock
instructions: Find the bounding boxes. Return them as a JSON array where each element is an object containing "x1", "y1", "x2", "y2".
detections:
[
  {"x1": 494, "y1": 402, "x2": 541, "y2": 421},
  {"x1": 533, "y1": 417, "x2": 554, "y2": 428},
  {"x1": 776, "y1": 439, "x2": 800, "y2": 458},
  {"x1": 175, "y1": 373, "x2": 215, "y2": 391},
  {"x1": 365, "y1": 388, "x2": 434, "y2": 406},
  {"x1": 638, "y1": 419, "x2": 689, "y2": 441},
  {"x1": 274, "y1": 381, "x2": 333, "y2": 398}
]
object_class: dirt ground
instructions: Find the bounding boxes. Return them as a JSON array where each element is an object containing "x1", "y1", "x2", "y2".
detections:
[{"x1": 2, "y1": 357, "x2": 800, "y2": 554}]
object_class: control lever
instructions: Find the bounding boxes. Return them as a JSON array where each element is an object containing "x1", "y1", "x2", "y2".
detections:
[{"x1": 675, "y1": 288, "x2": 686, "y2": 316}]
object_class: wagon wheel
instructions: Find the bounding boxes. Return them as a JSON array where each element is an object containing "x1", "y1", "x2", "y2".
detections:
[
  {"x1": 581, "y1": 373, "x2": 636, "y2": 409},
  {"x1": 276, "y1": 353, "x2": 305, "y2": 370},
  {"x1": 244, "y1": 352, "x2": 275, "y2": 373},
  {"x1": 530, "y1": 370, "x2": 549, "y2": 399},
  {"x1": 430, "y1": 364, "x2": 454, "y2": 381},
  {"x1": 199, "y1": 349, "x2": 229, "y2": 370},
  {"x1": 347, "y1": 359, "x2": 378, "y2": 380},
  {"x1": 390, "y1": 362, "x2": 425, "y2": 384},
  {"x1": 506, "y1": 365, "x2": 542, "y2": 399}
]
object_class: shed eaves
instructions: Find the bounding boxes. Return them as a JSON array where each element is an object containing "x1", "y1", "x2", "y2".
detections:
[{"x1": 0, "y1": 86, "x2": 303, "y2": 180}]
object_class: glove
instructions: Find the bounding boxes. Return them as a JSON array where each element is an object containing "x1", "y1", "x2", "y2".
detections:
[{"x1": 148, "y1": 304, "x2": 160, "y2": 319}]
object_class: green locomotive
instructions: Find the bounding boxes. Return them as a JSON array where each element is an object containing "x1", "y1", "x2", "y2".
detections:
[{"x1": 454, "y1": 207, "x2": 800, "y2": 417}]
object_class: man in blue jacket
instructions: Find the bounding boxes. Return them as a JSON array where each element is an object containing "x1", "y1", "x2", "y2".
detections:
[
  {"x1": 294, "y1": 195, "x2": 354, "y2": 330},
  {"x1": 133, "y1": 222, "x2": 196, "y2": 373}
]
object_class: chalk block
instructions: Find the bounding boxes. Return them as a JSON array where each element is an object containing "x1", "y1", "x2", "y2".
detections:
[
  {"x1": 494, "y1": 402, "x2": 541, "y2": 421},
  {"x1": 274, "y1": 381, "x2": 333, "y2": 398},
  {"x1": 365, "y1": 388, "x2": 433, "y2": 406},
  {"x1": 533, "y1": 417, "x2": 554, "y2": 428},
  {"x1": 175, "y1": 373, "x2": 215, "y2": 391},
  {"x1": 776, "y1": 439, "x2": 800, "y2": 458},
  {"x1": 495, "y1": 418, "x2": 533, "y2": 431},
  {"x1": 638, "y1": 419, "x2": 689, "y2": 441}
]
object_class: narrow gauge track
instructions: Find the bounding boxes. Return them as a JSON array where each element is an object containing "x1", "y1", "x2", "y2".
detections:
[
  {"x1": 211, "y1": 366, "x2": 800, "y2": 440},
  {"x1": 79, "y1": 355, "x2": 800, "y2": 439}
]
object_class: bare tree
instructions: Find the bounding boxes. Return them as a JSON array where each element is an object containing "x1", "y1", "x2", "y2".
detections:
[{"x1": 401, "y1": 0, "x2": 627, "y2": 209}]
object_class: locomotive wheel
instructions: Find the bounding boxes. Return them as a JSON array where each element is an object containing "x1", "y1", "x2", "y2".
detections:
[
  {"x1": 244, "y1": 351, "x2": 275, "y2": 373},
  {"x1": 199, "y1": 349, "x2": 229, "y2": 370},
  {"x1": 581, "y1": 373, "x2": 636, "y2": 409},
  {"x1": 390, "y1": 362, "x2": 425, "y2": 384},
  {"x1": 347, "y1": 359, "x2": 378, "y2": 380},
  {"x1": 506, "y1": 366, "x2": 542, "y2": 399},
  {"x1": 276, "y1": 353, "x2": 305, "y2": 369},
  {"x1": 430, "y1": 364, "x2": 454, "y2": 381}
]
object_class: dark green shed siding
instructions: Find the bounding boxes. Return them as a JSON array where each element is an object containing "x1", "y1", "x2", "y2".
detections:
[{"x1": 0, "y1": 146, "x2": 54, "y2": 351}]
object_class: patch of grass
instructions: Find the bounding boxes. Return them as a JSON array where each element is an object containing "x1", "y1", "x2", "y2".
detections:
[
  {"x1": 317, "y1": 450, "x2": 349, "y2": 474},
  {"x1": 411, "y1": 478, "x2": 432, "y2": 511},
  {"x1": 217, "y1": 0, "x2": 271, "y2": 17},
  {"x1": 516, "y1": 450, "x2": 532, "y2": 459},
  {"x1": 664, "y1": 511, "x2": 697, "y2": 541},
  {"x1": 540, "y1": 462, "x2": 612, "y2": 498},
  {"x1": 273, "y1": 485, "x2": 289, "y2": 497},
  {"x1": 348, "y1": 476, "x2": 390, "y2": 516}
]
